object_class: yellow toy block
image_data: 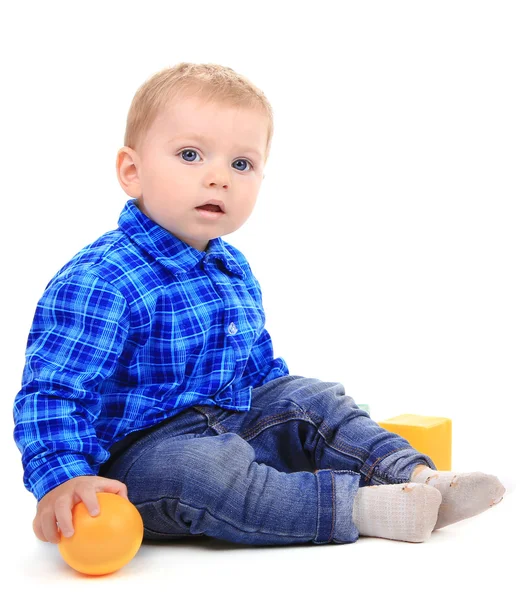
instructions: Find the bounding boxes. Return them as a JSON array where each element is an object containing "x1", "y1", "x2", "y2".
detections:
[{"x1": 377, "y1": 414, "x2": 452, "y2": 471}]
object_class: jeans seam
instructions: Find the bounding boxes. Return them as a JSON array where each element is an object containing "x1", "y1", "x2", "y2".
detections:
[
  {"x1": 305, "y1": 409, "x2": 367, "y2": 462},
  {"x1": 366, "y1": 448, "x2": 413, "y2": 484},
  {"x1": 192, "y1": 405, "x2": 229, "y2": 434},
  {"x1": 314, "y1": 470, "x2": 336, "y2": 544},
  {"x1": 234, "y1": 411, "x2": 307, "y2": 440},
  {"x1": 315, "y1": 471, "x2": 322, "y2": 543},
  {"x1": 330, "y1": 471, "x2": 336, "y2": 543}
]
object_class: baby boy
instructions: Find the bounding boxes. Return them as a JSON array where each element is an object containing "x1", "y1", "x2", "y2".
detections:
[{"x1": 13, "y1": 62, "x2": 505, "y2": 547}]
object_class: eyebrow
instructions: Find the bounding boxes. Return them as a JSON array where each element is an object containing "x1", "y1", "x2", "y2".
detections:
[{"x1": 168, "y1": 133, "x2": 262, "y2": 158}]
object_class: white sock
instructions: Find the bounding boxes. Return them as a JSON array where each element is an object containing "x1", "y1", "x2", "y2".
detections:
[
  {"x1": 352, "y1": 482, "x2": 442, "y2": 543},
  {"x1": 410, "y1": 467, "x2": 506, "y2": 529}
]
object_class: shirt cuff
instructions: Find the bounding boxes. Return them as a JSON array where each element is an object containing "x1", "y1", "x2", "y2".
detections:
[{"x1": 26, "y1": 453, "x2": 97, "y2": 501}]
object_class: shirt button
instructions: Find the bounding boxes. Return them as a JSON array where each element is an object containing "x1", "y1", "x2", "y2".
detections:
[{"x1": 228, "y1": 322, "x2": 237, "y2": 335}]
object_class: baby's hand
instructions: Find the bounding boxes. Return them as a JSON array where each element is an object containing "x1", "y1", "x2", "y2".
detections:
[{"x1": 33, "y1": 475, "x2": 128, "y2": 544}]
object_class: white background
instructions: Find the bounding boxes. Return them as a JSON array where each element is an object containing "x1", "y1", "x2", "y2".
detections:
[{"x1": 1, "y1": 0, "x2": 518, "y2": 596}]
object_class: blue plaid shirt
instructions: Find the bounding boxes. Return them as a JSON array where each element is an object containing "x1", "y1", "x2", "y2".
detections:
[{"x1": 13, "y1": 199, "x2": 289, "y2": 501}]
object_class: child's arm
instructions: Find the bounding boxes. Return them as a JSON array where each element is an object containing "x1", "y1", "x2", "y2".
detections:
[{"x1": 13, "y1": 271, "x2": 130, "y2": 504}]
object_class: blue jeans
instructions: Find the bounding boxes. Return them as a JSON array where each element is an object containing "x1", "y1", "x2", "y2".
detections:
[{"x1": 99, "y1": 375, "x2": 436, "y2": 546}]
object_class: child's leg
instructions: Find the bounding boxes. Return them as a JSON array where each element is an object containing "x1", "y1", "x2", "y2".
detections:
[
  {"x1": 211, "y1": 375, "x2": 504, "y2": 538},
  {"x1": 101, "y1": 412, "x2": 362, "y2": 546},
  {"x1": 190, "y1": 376, "x2": 445, "y2": 543},
  {"x1": 104, "y1": 419, "x2": 441, "y2": 545}
]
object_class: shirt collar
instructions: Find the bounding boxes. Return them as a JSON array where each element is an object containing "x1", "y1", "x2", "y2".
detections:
[{"x1": 117, "y1": 199, "x2": 245, "y2": 279}]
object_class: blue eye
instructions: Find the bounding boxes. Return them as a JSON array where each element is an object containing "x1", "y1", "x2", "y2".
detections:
[
  {"x1": 180, "y1": 149, "x2": 200, "y2": 163},
  {"x1": 233, "y1": 159, "x2": 252, "y2": 172},
  {"x1": 179, "y1": 148, "x2": 253, "y2": 171}
]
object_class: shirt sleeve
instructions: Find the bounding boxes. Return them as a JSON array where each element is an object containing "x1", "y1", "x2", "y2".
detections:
[{"x1": 13, "y1": 272, "x2": 130, "y2": 501}]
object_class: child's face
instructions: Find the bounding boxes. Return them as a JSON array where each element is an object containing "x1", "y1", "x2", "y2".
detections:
[{"x1": 118, "y1": 95, "x2": 268, "y2": 252}]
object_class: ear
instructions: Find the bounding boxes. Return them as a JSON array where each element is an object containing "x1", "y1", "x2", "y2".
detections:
[{"x1": 116, "y1": 146, "x2": 142, "y2": 198}]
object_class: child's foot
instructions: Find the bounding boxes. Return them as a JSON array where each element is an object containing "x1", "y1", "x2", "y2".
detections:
[
  {"x1": 410, "y1": 466, "x2": 506, "y2": 529},
  {"x1": 352, "y1": 482, "x2": 442, "y2": 543}
]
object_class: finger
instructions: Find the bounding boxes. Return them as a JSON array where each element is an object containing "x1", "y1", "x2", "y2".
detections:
[
  {"x1": 40, "y1": 509, "x2": 61, "y2": 544},
  {"x1": 99, "y1": 479, "x2": 128, "y2": 500},
  {"x1": 54, "y1": 495, "x2": 75, "y2": 539},
  {"x1": 77, "y1": 487, "x2": 101, "y2": 517},
  {"x1": 33, "y1": 514, "x2": 46, "y2": 542},
  {"x1": 116, "y1": 481, "x2": 129, "y2": 500}
]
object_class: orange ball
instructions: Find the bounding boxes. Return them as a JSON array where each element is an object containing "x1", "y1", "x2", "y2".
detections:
[{"x1": 58, "y1": 492, "x2": 144, "y2": 576}]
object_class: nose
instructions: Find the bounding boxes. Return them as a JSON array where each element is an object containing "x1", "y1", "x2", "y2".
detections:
[
  {"x1": 205, "y1": 159, "x2": 230, "y2": 189},
  {"x1": 210, "y1": 181, "x2": 228, "y2": 189}
]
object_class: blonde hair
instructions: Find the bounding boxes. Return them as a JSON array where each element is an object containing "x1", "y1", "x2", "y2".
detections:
[{"x1": 123, "y1": 62, "x2": 274, "y2": 162}]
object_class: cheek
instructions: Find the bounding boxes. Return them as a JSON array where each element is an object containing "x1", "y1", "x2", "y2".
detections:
[{"x1": 150, "y1": 162, "x2": 184, "y2": 191}]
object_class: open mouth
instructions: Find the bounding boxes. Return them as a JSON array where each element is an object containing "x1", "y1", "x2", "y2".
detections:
[{"x1": 196, "y1": 204, "x2": 223, "y2": 213}]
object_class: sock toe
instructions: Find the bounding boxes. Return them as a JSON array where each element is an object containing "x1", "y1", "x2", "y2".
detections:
[{"x1": 434, "y1": 472, "x2": 506, "y2": 529}]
